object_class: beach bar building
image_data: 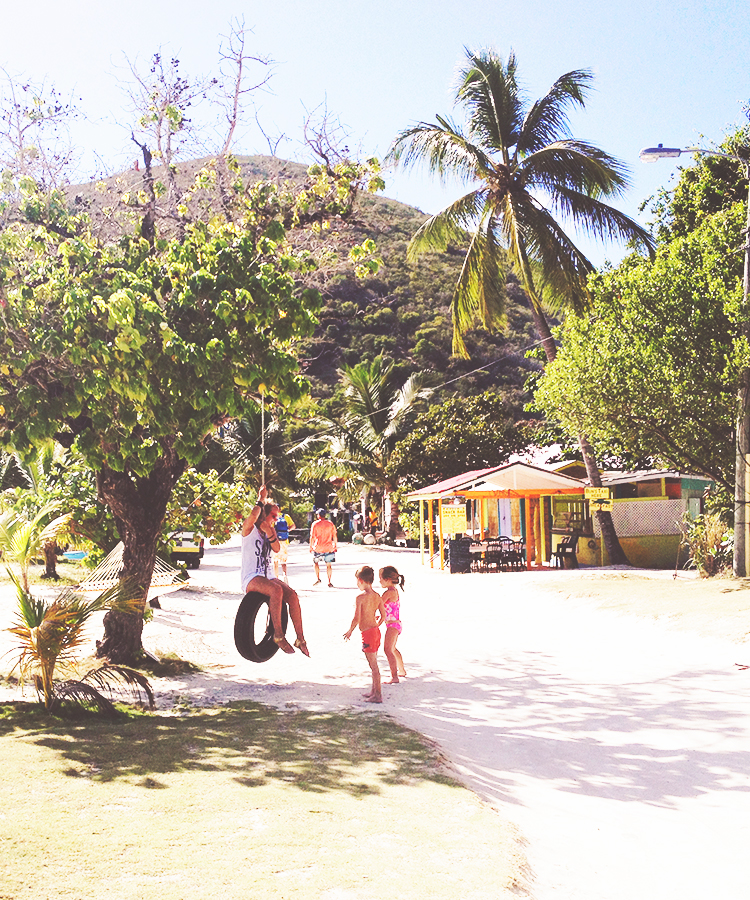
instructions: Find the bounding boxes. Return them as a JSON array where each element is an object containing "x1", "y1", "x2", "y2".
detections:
[
  {"x1": 406, "y1": 462, "x2": 713, "y2": 571},
  {"x1": 406, "y1": 461, "x2": 587, "y2": 570}
]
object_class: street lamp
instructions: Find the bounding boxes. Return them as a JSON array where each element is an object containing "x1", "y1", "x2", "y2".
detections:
[{"x1": 640, "y1": 143, "x2": 750, "y2": 576}]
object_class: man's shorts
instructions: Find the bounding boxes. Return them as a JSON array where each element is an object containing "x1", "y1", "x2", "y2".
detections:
[
  {"x1": 313, "y1": 551, "x2": 336, "y2": 564},
  {"x1": 361, "y1": 625, "x2": 381, "y2": 654},
  {"x1": 273, "y1": 540, "x2": 289, "y2": 563}
]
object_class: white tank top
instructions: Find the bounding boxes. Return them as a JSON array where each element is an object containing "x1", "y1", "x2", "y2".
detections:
[{"x1": 241, "y1": 524, "x2": 271, "y2": 591}]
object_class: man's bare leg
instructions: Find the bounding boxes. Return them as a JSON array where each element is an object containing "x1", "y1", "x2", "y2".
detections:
[
  {"x1": 313, "y1": 559, "x2": 321, "y2": 585},
  {"x1": 326, "y1": 562, "x2": 333, "y2": 587}
]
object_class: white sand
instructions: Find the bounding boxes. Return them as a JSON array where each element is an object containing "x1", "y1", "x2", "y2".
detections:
[{"x1": 3, "y1": 538, "x2": 750, "y2": 899}]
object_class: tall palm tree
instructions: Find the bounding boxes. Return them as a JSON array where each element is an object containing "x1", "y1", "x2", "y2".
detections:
[
  {"x1": 298, "y1": 357, "x2": 430, "y2": 536},
  {"x1": 389, "y1": 48, "x2": 654, "y2": 564}
]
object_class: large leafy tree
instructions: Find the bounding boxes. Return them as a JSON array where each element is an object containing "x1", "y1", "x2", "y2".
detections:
[
  {"x1": 536, "y1": 149, "x2": 747, "y2": 492},
  {"x1": 387, "y1": 390, "x2": 533, "y2": 487},
  {"x1": 389, "y1": 48, "x2": 654, "y2": 563},
  {"x1": 0, "y1": 45, "x2": 382, "y2": 661},
  {"x1": 298, "y1": 357, "x2": 429, "y2": 535}
]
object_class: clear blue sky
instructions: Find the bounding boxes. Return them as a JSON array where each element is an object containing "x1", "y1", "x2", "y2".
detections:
[{"x1": 2, "y1": 0, "x2": 748, "y2": 265}]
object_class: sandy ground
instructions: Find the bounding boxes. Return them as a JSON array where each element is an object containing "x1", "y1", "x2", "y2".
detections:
[{"x1": 3, "y1": 539, "x2": 750, "y2": 899}]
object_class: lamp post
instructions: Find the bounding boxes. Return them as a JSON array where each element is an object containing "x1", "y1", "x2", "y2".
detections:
[{"x1": 640, "y1": 144, "x2": 750, "y2": 576}]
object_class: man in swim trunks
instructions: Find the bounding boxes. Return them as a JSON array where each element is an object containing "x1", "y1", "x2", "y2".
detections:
[
  {"x1": 309, "y1": 507, "x2": 337, "y2": 587},
  {"x1": 241, "y1": 485, "x2": 309, "y2": 657}
]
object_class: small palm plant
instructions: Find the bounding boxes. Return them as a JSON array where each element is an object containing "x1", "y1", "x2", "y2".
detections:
[
  {"x1": 0, "y1": 503, "x2": 72, "y2": 593},
  {"x1": 6, "y1": 570, "x2": 154, "y2": 714}
]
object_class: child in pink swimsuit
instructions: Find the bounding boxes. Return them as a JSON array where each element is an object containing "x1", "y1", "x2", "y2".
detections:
[{"x1": 380, "y1": 565, "x2": 406, "y2": 684}]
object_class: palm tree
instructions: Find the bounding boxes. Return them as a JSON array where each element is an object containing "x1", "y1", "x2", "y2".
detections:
[
  {"x1": 0, "y1": 503, "x2": 71, "y2": 593},
  {"x1": 389, "y1": 48, "x2": 654, "y2": 564},
  {"x1": 298, "y1": 357, "x2": 430, "y2": 536},
  {"x1": 7, "y1": 570, "x2": 152, "y2": 712}
]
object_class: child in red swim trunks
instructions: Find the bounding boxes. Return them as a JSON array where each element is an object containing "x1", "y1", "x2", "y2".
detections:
[{"x1": 344, "y1": 565, "x2": 386, "y2": 703}]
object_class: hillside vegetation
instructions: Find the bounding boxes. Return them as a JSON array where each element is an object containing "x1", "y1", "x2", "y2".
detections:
[{"x1": 71, "y1": 154, "x2": 543, "y2": 414}]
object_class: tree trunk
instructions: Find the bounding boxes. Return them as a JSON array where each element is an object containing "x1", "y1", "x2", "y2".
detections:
[
  {"x1": 95, "y1": 443, "x2": 185, "y2": 664},
  {"x1": 518, "y1": 251, "x2": 629, "y2": 566},
  {"x1": 579, "y1": 434, "x2": 629, "y2": 565},
  {"x1": 41, "y1": 542, "x2": 59, "y2": 580},
  {"x1": 385, "y1": 483, "x2": 401, "y2": 538}
]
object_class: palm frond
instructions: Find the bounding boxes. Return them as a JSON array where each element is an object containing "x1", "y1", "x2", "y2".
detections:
[
  {"x1": 508, "y1": 199, "x2": 594, "y2": 313},
  {"x1": 0, "y1": 454, "x2": 32, "y2": 491},
  {"x1": 457, "y1": 48, "x2": 524, "y2": 157},
  {"x1": 516, "y1": 70, "x2": 594, "y2": 157},
  {"x1": 542, "y1": 183, "x2": 655, "y2": 252},
  {"x1": 521, "y1": 141, "x2": 632, "y2": 199},
  {"x1": 78, "y1": 663, "x2": 155, "y2": 709},
  {"x1": 383, "y1": 373, "x2": 433, "y2": 444},
  {"x1": 49, "y1": 680, "x2": 120, "y2": 717},
  {"x1": 451, "y1": 221, "x2": 507, "y2": 357},
  {"x1": 388, "y1": 120, "x2": 492, "y2": 185},
  {"x1": 406, "y1": 190, "x2": 486, "y2": 261}
]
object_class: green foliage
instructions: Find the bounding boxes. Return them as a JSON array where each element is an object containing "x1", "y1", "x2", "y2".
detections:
[
  {"x1": 536, "y1": 164, "x2": 745, "y2": 490},
  {"x1": 295, "y1": 189, "x2": 540, "y2": 404},
  {"x1": 0, "y1": 178, "x2": 320, "y2": 472},
  {"x1": 6, "y1": 571, "x2": 150, "y2": 710},
  {"x1": 388, "y1": 390, "x2": 533, "y2": 487},
  {"x1": 646, "y1": 129, "x2": 750, "y2": 242},
  {"x1": 165, "y1": 468, "x2": 247, "y2": 546},
  {"x1": 389, "y1": 47, "x2": 652, "y2": 359},
  {"x1": 0, "y1": 503, "x2": 71, "y2": 592},
  {"x1": 297, "y1": 356, "x2": 430, "y2": 532},
  {"x1": 680, "y1": 512, "x2": 733, "y2": 578}
]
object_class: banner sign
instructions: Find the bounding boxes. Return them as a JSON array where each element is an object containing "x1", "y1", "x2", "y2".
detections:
[
  {"x1": 440, "y1": 505, "x2": 467, "y2": 535},
  {"x1": 585, "y1": 487, "x2": 613, "y2": 511}
]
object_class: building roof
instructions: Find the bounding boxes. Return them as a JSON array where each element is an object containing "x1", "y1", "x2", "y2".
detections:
[
  {"x1": 406, "y1": 461, "x2": 585, "y2": 500},
  {"x1": 599, "y1": 469, "x2": 712, "y2": 485}
]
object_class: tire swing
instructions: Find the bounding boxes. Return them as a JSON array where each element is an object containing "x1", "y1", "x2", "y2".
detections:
[{"x1": 234, "y1": 590, "x2": 289, "y2": 663}]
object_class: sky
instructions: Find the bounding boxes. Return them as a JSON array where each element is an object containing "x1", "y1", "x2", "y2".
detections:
[{"x1": 1, "y1": 0, "x2": 748, "y2": 266}]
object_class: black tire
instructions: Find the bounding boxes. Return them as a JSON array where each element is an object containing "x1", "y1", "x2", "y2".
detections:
[{"x1": 234, "y1": 590, "x2": 289, "y2": 663}]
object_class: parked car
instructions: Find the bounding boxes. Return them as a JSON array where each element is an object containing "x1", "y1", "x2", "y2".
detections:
[{"x1": 170, "y1": 532, "x2": 205, "y2": 569}]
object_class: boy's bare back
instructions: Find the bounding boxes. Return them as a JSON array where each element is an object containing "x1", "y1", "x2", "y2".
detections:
[{"x1": 356, "y1": 588, "x2": 384, "y2": 630}]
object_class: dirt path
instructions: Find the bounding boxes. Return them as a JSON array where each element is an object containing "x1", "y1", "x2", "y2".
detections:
[{"x1": 3, "y1": 540, "x2": 750, "y2": 898}]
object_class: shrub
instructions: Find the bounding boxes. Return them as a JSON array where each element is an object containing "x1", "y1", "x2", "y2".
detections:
[{"x1": 680, "y1": 512, "x2": 733, "y2": 577}]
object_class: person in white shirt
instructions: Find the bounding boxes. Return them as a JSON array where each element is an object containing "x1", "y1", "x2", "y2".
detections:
[{"x1": 241, "y1": 485, "x2": 309, "y2": 656}]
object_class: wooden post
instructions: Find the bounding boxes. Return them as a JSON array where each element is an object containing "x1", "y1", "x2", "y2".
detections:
[
  {"x1": 419, "y1": 499, "x2": 425, "y2": 564},
  {"x1": 438, "y1": 503, "x2": 445, "y2": 570},
  {"x1": 524, "y1": 495, "x2": 533, "y2": 570},
  {"x1": 428, "y1": 500, "x2": 435, "y2": 569}
]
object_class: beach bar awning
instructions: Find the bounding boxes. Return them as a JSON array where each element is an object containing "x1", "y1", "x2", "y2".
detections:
[
  {"x1": 406, "y1": 461, "x2": 586, "y2": 570},
  {"x1": 459, "y1": 462, "x2": 587, "y2": 497}
]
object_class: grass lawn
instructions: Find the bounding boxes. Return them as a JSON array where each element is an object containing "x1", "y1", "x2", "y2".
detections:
[{"x1": 0, "y1": 701, "x2": 524, "y2": 900}]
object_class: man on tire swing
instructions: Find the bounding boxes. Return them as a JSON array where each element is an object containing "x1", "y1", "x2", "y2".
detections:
[{"x1": 241, "y1": 485, "x2": 310, "y2": 657}]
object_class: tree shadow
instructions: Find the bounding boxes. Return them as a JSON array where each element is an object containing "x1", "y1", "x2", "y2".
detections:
[
  {"x1": 380, "y1": 653, "x2": 750, "y2": 808},
  {"x1": 0, "y1": 701, "x2": 454, "y2": 798}
]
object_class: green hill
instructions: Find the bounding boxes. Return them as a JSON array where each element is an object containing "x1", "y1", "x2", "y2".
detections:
[{"x1": 70, "y1": 154, "x2": 542, "y2": 411}]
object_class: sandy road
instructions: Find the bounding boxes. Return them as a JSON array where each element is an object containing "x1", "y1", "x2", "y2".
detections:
[{"x1": 3, "y1": 537, "x2": 750, "y2": 898}]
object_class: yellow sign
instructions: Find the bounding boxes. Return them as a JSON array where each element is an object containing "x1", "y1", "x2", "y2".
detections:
[
  {"x1": 440, "y1": 504, "x2": 467, "y2": 535},
  {"x1": 585, "y1": 487, "x2": 611, "y2": 500}
]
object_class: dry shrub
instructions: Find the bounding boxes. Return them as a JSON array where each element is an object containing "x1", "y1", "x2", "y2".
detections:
[{"x1": 681, "y1": 512, "x2": 733, "y2": 577}]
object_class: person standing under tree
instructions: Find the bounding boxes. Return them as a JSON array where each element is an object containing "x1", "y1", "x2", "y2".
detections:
[
  {"x1": 272, "y1": 508, "x2": 294, "y2": 583},
  {"x1": 310, "y1": 508, "x2": 337, "y2": 587},
  {"x1": 241, "y1": 485, "x2": 310, "y2": 657}
]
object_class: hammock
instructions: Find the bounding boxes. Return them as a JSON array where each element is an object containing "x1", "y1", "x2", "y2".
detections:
[{"x1": 76, "y1": 542, "x2": 184, "y2": 602}]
